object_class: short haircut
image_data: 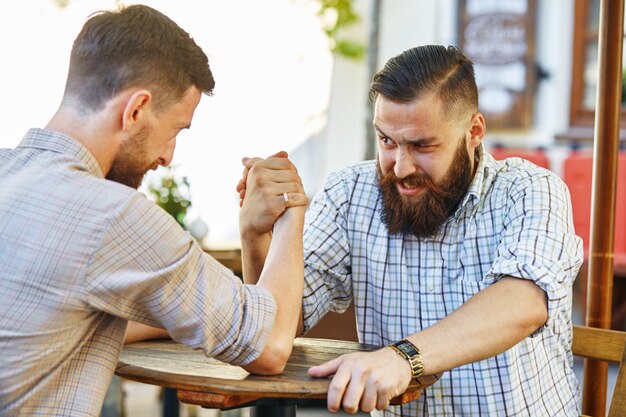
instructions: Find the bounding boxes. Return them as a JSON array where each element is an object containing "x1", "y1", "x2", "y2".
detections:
[
  {"x1": 63, "y1": 4, "x2": 215, "y2": 113},
  {"x1": 369, "y1": 45, "x2": 478, "y2": 118}
]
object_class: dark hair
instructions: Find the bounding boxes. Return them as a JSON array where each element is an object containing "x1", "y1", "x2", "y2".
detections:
[
  {"x1": 63, "y1": 4, "x2": 215, "y2": 113},
  {"x1": 369, "y1": 45, "x2": 477, "y2": 117}
]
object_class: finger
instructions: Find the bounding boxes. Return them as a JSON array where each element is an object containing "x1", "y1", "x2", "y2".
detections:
[
  {"x1": 236, "y1": 178, "x2": 246, "y2": 193},
  {"x1": 326, "y1": 367, "x2": 352, "y2": 413},
  {"x1": 308, "y1": 356, "x2": 343, "y2": 378},
  {"x1": 240, "y1": 166, "x2": 250, "y2": 187},
  {"x1": 283, "y1": 192, "x2": 308, "y2": 208},
  {"x1": 359, "y1": 381, "x2": 378, "y2": 413},
  {"x1": 251, "y1": 168, "x2": 301, "y2": 185},
  {"x1": 262, "y1": 156, "x2": 297, "y2": 171},
  {"x1": 246, "y1": 166, "x2": 301, "y2": 190},
  {"x1": 267, "y1": 150, "x2": 288, "y2": 158},
  {"x1": 242, "y1": 156, "x2": 264, "y2": 169},
  {"x1": 375, "y1": 393, "x2": 390, "y2": 411},
  {"x1": 341, "y1": 372, "x2": 366, "y2": 414}
]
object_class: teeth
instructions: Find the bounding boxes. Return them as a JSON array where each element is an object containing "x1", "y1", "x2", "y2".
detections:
[{"x1": 402, "y1": 182, "x2": 419, "y2": 189}]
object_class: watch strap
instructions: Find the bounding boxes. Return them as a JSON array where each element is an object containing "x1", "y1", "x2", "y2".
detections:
[{"x1": 389, "y1": 339, "x2": 424, "y2": 379}]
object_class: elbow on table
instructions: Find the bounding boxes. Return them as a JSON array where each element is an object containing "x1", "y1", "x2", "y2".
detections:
[{"x1": 242, "y1": 338, "x2": 293, "y2": 375}]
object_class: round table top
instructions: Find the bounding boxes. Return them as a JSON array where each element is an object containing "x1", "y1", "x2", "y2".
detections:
[{"x1": 116, "y1": 337, "x2": 439, "y2": 409}]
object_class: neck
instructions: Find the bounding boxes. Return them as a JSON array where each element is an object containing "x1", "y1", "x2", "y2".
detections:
[{"x1": 46, "y1": 105, "x2": 121, "y2": 176}]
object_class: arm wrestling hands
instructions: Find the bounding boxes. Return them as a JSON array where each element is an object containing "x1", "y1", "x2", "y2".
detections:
[
  {"x1": 237, "y1": 152, "x2": 309, "y2": 374},
  {"x1": 237, "y1": 151, "x2": 308, "y2": 235},
  {"x1": 237, "y1": 151, "x2": 308, "y2": 283}
]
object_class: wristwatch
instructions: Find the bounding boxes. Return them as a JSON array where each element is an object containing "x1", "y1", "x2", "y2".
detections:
[{"x1": 389, "y1": 339, "x2": 424, "y2": 379}]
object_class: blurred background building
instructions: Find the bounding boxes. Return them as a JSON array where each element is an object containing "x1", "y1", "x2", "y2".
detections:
[{"x1": 3, "y1": 0, "x2": 618, "y2": 250}]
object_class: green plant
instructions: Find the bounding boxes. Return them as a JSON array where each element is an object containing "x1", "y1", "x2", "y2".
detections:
[
  {"x1": 314, "y1": 0, "x2": 365, "y2": 59},
  {"x1": 147, "y1": 167, "x2": 192, "y2": 228}
]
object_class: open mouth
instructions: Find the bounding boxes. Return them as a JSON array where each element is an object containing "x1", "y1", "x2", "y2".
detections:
[{"x1": 397, "y1": 182, "x2": 425, "y2": 196}]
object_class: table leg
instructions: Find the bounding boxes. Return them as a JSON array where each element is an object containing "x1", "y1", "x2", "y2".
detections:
[
  {"x1": 162, "y1": 388, "x2": 179, "y2": 417},
  {"x1": 250, "y1": 405, "x2": 296, "y2": 417}
]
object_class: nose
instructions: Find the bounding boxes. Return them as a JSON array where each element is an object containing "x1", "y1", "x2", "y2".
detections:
[
  {"x1": 158, "y1": 138, "x2": 177, "y2": 167},
  {"x1": 393, "y1": 147, "x2": 417, "y2": 179}
]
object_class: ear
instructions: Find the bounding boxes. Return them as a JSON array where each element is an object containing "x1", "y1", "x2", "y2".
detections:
[
  {"x1": 121, "y1": 89, "x2": 152, "y2": 132},
  {"x1": 468, "y1": 112, "x2": 486, "y2": 149}
]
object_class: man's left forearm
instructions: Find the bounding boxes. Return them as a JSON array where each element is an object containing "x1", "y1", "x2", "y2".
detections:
[{"x1": 405, "y1": 276, "x2": 548, "y2": 375}]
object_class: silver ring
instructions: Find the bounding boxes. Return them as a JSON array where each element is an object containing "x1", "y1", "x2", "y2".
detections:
[{"x1": 283, "y1": 192, "x2": 289, "y2": 203}]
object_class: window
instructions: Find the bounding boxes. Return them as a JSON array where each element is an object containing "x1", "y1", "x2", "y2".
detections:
[
  {"x1": 570, "y1": 0, "x2": 626, "y2": 128},
  {"x1": 458, "y1": 0, "x2": 537, "y2": 130}
]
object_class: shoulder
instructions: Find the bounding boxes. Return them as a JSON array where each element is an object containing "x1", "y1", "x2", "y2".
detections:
[
  {"x1": 311, "y1": 160, "x2": 379, "y2": 211},
  {"x1": 322, "y1": 160, "x2": 378, "y2": 196},
  {"x1": 58, "y1": 169, "x2": 174, "y2": 235},
  {"x1": 484, "y1": 154, "x2": 568, "y2": 198}
]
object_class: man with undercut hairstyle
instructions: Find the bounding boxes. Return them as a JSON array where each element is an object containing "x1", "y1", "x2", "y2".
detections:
[{"x1": 239, "y1": 45, "x2": 583, "y2": 416}]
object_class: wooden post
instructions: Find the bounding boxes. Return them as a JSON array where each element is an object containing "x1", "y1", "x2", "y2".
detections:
[{"x1": 583, "y1": 0, "x2": 625, "y2": 415}]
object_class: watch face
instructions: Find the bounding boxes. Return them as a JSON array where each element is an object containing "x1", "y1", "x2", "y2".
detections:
[{"x1": 395, "y1": 341, "x2": 418, "y2": 357}]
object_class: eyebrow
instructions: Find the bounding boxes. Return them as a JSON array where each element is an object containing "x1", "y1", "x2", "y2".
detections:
[{"x1": 374, "y1": 124, "x2": 438, "y2": 146}]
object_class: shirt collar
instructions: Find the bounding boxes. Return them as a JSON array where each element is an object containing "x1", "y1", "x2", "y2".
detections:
[
  {"x1": 17, "y1": 128, "x2": 104, "y2": 178},
  {"x1": 454, "y1": 144, "x2": 497, "y2": 218}
]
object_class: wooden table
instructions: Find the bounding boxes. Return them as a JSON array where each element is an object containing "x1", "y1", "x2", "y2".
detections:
[{"x1": 116, "y1": 337, "x2": 440, "y2": 415}]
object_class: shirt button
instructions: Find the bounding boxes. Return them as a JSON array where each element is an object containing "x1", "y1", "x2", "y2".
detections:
[
  {"x1": 434, "y1": 391, "x2": 442, "y2": 400},
  {"x1": 428, "y1": 285, "x2": 434, "y2": 293}
]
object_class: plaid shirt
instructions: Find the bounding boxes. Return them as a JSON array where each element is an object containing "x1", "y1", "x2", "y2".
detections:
[
  {"x1": 302, "y1": 148, "x2": 583, "y2": 416},
  {"x1": 0, "y1": 129, "x2": 277, "y2": 416}
]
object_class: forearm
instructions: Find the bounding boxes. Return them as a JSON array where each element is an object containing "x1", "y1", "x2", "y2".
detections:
[
  {"x1": 406, "y1": 276, "x2": 548, "y2": 375},
  {"x1": 240, "y1": 231, "x2": 271, "y2": 284},
  {"x1": 124, "y1": 321, "x2": 169, "y2": 344},
  {"x1": 242, "y1": 207, "x2": 305, "y2": 374}
]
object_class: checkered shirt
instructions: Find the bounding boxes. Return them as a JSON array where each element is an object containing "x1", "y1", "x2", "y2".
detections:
[
  {"x1": 302, "y1": 149, "x2": 583, "y2": 416},
  {"x1": 0, "y1": 129, "x2": 277, "y2": 416}
]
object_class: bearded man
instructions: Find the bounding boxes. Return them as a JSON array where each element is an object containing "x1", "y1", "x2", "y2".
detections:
[{"x1": 238, "y1": 45, "x2": 583, "y2": 416}]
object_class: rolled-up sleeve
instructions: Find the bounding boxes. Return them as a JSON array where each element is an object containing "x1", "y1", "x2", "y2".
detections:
[
  {"x1": 485, "y1": 173, "x2": 583, "y2": 332},
  {"x1": 84, "y1": 193, "x2": 276, "y2": 365},
  {"x1": 302, "y1": 173, "x2": 353, "y2": 334}
]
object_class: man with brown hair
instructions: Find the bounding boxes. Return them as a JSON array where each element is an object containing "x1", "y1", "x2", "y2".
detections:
[
  {"x1": 239, "y1": 45, "x2": 583, "y2": 416},
  {"x1": 0, "y1": 5, "x2": 306, "y2": 416}
]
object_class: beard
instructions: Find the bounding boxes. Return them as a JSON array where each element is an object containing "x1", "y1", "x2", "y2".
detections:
[
  {"x1": 106, "y1": 127, "x2": 154, "y2": 189},
  {"x1": 377, "y1": 136, "x2": 474, "y2": 238}
]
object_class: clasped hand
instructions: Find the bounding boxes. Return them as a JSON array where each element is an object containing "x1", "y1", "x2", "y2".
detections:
[{"x1": 237, "y1": 151, "x2": 308, "y2": 235}]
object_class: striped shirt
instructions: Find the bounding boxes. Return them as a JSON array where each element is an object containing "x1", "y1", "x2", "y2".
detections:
[
  {"x1": 302, "y1": 148, "x2": 583, "y2": 416},
  {"x1": 0, "y1": 128, "x2": 277, "y2": 416}
]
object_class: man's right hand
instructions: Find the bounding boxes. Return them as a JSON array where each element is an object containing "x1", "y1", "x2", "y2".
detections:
[{"x1": 237, "y1": 151, "x2": 308, "y2": 239}]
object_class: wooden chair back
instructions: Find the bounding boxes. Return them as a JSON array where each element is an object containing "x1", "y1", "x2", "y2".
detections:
[{"x1": 572, "y1": 325, "x2": 626, "y2": 417}]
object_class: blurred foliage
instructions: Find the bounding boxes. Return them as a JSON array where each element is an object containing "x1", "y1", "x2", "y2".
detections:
[
  {"x1": 147, "y1": 167, "x2": 192, "y2": 228},
  {"x1": 52, "y1": 0, "x2": 365, "y2": 59},
  {"x1": 316, "y1": 0, "x2": 365, "y2": 59}
]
